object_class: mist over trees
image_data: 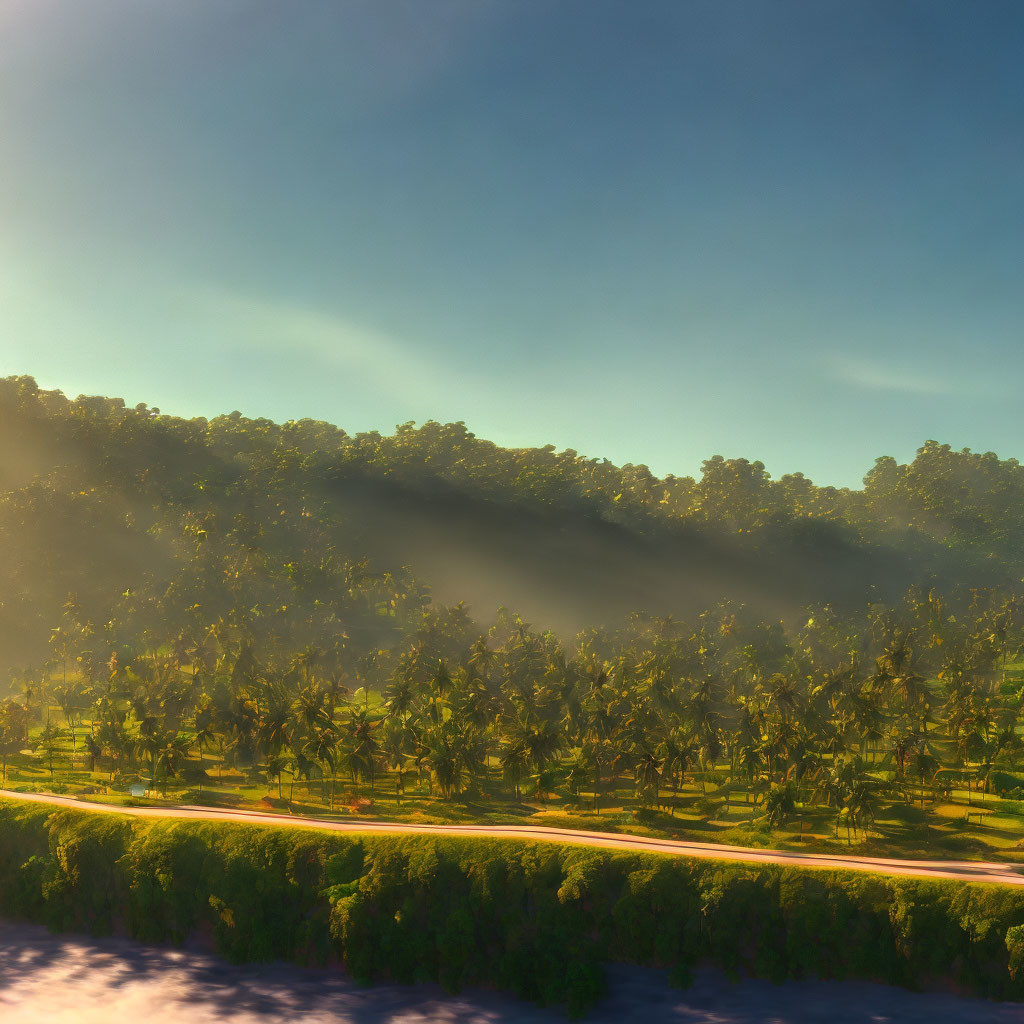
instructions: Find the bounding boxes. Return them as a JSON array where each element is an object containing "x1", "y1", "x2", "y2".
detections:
[{"x1": 0, "y1": 373, "x2": 1021, "y2": 678}]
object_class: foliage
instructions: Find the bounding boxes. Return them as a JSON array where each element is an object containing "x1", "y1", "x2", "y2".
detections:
[
  {"x1": 0, "y1": 375, "x2": 1021, "y2": 676},
  {"x1": 4, "y1": 380, "x2": 1024, "y2": 899},
  {"x1": 2, "y1": 801, "x2": 1024, "y2": 1014}
]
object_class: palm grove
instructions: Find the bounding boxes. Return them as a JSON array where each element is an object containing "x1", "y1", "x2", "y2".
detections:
[
  {"x1": 4, "y1": 587, "x2": 1023, "y2": 836},
  {"x1": 2, "y1": 374, "x2": 1024, "y2": 842}
]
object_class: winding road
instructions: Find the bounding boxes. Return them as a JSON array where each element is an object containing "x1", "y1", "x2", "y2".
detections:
[{"x1": 4, "y1": 789, "x2": 1024, "y2": 885}]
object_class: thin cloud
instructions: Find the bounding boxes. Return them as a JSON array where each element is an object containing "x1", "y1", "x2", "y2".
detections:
[
  {"x1": 183, "y1": 286, "x2": 472, "y2": 412},
  {"x1": 826, "y1": 354, "x2": 953, "y2": 396}
]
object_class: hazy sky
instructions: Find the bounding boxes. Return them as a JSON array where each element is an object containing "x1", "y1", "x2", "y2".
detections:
[{"x1": 2, "y1": 1, "x2": 1022, "y2": 487}]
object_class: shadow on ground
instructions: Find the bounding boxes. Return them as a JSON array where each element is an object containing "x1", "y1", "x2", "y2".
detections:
[{"x1": 0, "y1": 919, "x2": 1020, "y2": 1023}]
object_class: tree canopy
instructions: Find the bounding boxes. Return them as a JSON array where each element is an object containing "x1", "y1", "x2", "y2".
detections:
[{"x1": 0, "y1": 374, "x2": 1020, "y2": 676}]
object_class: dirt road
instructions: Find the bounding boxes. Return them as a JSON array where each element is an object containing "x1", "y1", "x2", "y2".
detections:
[{"x1": 4, "y1": 789, "x2": 1023, "y2": 885}]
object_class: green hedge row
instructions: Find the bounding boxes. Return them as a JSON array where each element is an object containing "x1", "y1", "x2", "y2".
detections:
[{"x1": 3, "y1": 799, "x2": 1024, "y2": 1015}]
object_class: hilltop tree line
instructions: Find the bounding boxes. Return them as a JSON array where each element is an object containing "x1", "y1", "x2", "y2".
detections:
[
  {"x1": 4, "y1": 374, "x2": 1024, "y2": 547},
  {"x1": 1, "y1": 373, "x2": 1023, "y2": 674}
]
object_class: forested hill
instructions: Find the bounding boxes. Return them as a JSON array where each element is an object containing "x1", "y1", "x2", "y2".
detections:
[{"x1": 0, "y1": 373, "x2": 1020, "y2": 675}]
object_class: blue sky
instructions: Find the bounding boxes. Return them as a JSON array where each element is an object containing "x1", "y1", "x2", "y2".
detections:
[{"x1": 1, "y1": 1, "x2": 1022, "y2": 487}]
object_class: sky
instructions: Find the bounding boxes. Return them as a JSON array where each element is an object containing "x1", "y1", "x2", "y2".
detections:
[{"x1": 1, "y1": 1, "x2": 1022, "y2": 488}]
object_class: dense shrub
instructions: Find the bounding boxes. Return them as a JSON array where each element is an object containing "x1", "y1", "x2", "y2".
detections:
[{"x1": 2, "y1": 799, "x2": 1024, "y2": 1015}]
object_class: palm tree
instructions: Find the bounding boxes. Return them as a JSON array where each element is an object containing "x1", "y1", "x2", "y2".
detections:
[
  {"x1": 426, "y1": 734, "x2": 462, "y2": 800},
  {"x1": 340, "y1": 709, "x2": 380, "y2": 796},
  {"x1": 507, "y1": 716, "x2": 563, "y2": 782},
  {"x1": 53, "y1": 679, "x2": 83, "y2": 757},
  {"x1": 303, "y1": 722, "x2": 339, "y2": 807},
  {"x1": 288, "y1": 750, "x2": 316, "y2": 802},
  {"x1": 83, "y1": 733, "x2": 101, "y2": 773},
  {"x1": 430, "y1": 659, "x2": 454, "y2": 703},
  {"x1": 877, "y1": 629, "x2": 927, "y2": 727},
  {"x1": 259, "y1": 685, "x2": 293, "y2": 761},
  {"x1": 155, "y1": 733, "x2": 190, "y2": 795},
  {"x1": 908, "y1": 742, "x2": 941, "y2": 806},
  {"x1": 734, "y1": 751, "x2": 765, "y2": 819},
  {"x1": 697, "y1": 730, "x2": 723, "y2": 795},
  {"x1": 265, "y1": 753, "x2": 288, "y2": 798},
  {"x1": 48, "y1": 623, "x2": 75, "y2": 715},
  {"x1": 763, "y1": 781, "x2": 797, "y2": 828},
  {"x1": 633, "y1": 747, "x2": 663, "y2": 807},
  {"x1": 845, "y1": 774, "x2": 886, "y2": 842},
  {"x1": 658, "y1": 731, "x2": 696, "y2": 812},
  {"x1": 292, "y1": 683, "x2": 331, "y2": 738},
  {"x1": 96, "y1": 713, "x2": 130, "y2": 780},
  {"x1": 383, "y1": 676, "x2": 416, "y2": 723},
  {"x1": 764, "y1": 672, "x2": 800, "y2": 726},
  {"x1": 564, "y1": 747, "x2": 589, "y2": 801},
  {"x1": 134, "y1": 725, "x2": 164, "y2": 792},
  {"x1": 583, "y1": 740, "x2": 614, "y2": 812},
  {"x1": 815, "y1": 754, "x2": 887, "y2": 844},
  {"x1": 192, "y1": 699, "x2": 219, "y2": 767},
  {"x1": 380, "y1": 716, "x2": 414, "y2": 803},
  {"x1": 36, "y1": 722, "x2": 64, "y2": 781},
  {"x1": 291, "y1": 643, "x2": 324, "y2": 688},
  {"x1": 16, "y1": 673, "x2": 40, "y2": 726},
  {"x1": 501, "y1": 742, "x2": 529, "y2": 801},
  {"x1": 0, "y1": 701, "x2": 30, "y2": 784},
  {"x1": 467, "y1": 635, "x2": 498, "y2": 682}
]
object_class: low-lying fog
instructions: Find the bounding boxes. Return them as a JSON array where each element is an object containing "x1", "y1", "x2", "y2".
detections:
[{"x1": 0, "y1": 920, "x2": 1018, "y2": 1023}]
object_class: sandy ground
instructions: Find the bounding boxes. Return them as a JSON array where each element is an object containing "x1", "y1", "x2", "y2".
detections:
[
  {"x1": 1, "y1": 920, "x2": 1022, "y2": 1024},
  {"x1": 6, "y1": 789, "x2": 1024, "y2": 886}
]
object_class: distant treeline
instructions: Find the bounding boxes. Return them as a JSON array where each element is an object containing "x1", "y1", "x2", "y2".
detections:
[
  {"x1": 3, "y1": 800, "x2": 1024, "y2": 1015},
  {"x1": 1, "y1": 373, "x2": 1023, "y2": 673}
]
